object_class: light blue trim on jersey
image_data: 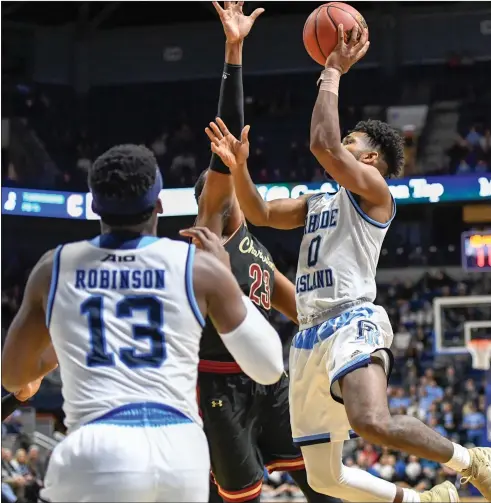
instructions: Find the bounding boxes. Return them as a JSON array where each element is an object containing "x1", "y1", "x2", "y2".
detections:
[
  {"x1": 89, "y1": 234, "x2": 160, "y2": 250},
  {"x1": 46, "y1": 245, "x2": 63, "y2": 327},
  {"x1": 88, "y1": 402, "x2": 193, "y2": 428},
  {"x1": 137, "y1": 236, "x2": 160, "y2": 248},
  {"x1": 185, "y1": 244, "x2": 205, "y2": 328},
  {"x1": 293, "y1": 430, "x2": 359, "y2": 447},
  {"x1": 292, "y1": 306, "x2": 374, "y2": 351},
  {"x1": 345, "y1": 189, "x2": 396, "y2": 229}
]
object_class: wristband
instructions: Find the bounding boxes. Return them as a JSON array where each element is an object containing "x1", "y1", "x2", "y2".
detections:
[{"x1": 317, "y1": 67, "x2": 341, "y2": 96}]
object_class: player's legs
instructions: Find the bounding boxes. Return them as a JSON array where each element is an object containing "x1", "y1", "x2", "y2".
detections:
[
  {"x1": 290, "y1": 309, "x2": 463, "y2": 503},
  {"x1": 341, "y1": 361, "x2": 491, "y2": 500},
  {"x1": 302, "y1": 441, "x2": 459, "y2": 503},
  {"x1": 198, "y1": 372, "x2": 264, "y2": 502},
  {"x1": 258, "y1": 374, "x2": 340, "y2": 503},
  {"x1": 341, "y1": 362, "x2": 454, "y2": 461}
]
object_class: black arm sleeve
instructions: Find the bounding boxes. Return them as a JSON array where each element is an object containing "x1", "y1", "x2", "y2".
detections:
[
  {"x1": 209, "y1": 63, "x2": 244, "y2": 174},
  {"x1": 2, "y1": 393, "x2": 22, "y2": 421}
]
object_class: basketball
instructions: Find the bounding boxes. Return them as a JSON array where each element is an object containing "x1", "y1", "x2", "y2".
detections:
[{"x1": 303, "y1": 2, "x2": 368, "y2": 66}]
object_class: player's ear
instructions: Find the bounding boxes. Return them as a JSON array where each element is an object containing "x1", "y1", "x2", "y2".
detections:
[
  {"x1": 155, "y1": 198, "x2": 163, "y2": 215},
  {"x1": 360, "y1": 150, "x2": 379, "y2": 166}
]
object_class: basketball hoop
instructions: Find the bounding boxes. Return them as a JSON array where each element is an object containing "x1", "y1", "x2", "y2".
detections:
[{"x1": 466, "y1": 339, "x2": 491, "y2": 370}]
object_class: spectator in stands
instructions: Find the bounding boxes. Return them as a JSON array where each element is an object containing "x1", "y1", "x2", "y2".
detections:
[
  {"x1": 262, "y1": 469, "x2": 303, "y2": 500},
  {"x1": 2, "y1": 410, "x2": 22, "y2": 436},
  {"x1": 389, "y1": 387, "x2": 411, "y2": 410},
  {"x1": 11, "y1": 449, "x2": 29, "y2": 477},
  {"x1": 442, "y1": 402, "x2": 456, "y2": 435},
  {"x1": 1, "y1": 481, "x2": 17, "y2": 503},
  {"x1": 456, "y1": 157, "x2": 471, "y2": 174},
  {"x1": 27, "y1": 446, "x2": 45, "y2": 481},
  {"x1": 428, "y1": 416, "x2": 448, "y2": 438},
  {"x1": 462, "y1": 402, "x2": 485, "y2": 445},
  {"x1": 425, "y1": 378, "x2": 444, "y2": 402},
  {"x1": 150, "y1": 130, "x2": 168, "y2": 165},
  {"x1": 465, "y1": 125, "x2": 482, "y2": 147},
  {"x1": 404, "y1": 455, "x2": 423, "y2": 486},
  {"x1": 480, "y1": 128, "x2": 491, "y2": 157},
  {"x1": 2, "y1": 447, "x2": 26, "y2": 500}
]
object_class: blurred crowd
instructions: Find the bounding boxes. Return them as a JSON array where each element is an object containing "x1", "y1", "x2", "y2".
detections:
[
  {"x1": 3, "y1": 61, "x2": 490, "y2": 192},
  {"x1": 448, "y1": 124, "x2": 491, "y2": 175},
  {"x1": 1, "y1": 415, "x2": 46, "y2": 503}
]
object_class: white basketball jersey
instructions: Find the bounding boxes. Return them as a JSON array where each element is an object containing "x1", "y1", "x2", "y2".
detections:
[
  {"x1": 47, "y1": 235, "x2": 204, "y2": 432},
  {"x1": 296, "y1": 189, "x2": 395, "y2": 329}
]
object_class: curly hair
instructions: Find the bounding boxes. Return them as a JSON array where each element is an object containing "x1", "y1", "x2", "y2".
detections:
[
  {"x1": 88, "y1": 144, "x2": 158, "y2": 226},
  {"x1": 352, "y1": 119, "x2": 405, "y2": 178}
]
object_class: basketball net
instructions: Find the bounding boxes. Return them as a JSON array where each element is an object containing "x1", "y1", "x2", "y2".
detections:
[{"x1": 467, "y1": 339, "x2": 491, "y2": 370}]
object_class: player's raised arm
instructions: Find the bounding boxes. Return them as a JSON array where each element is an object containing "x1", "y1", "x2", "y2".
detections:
[
  {"x1": 310, "y1": 24, "x2": 392, "y2": 208},
  {"x1": 2, "y1": 250, "x2": 59, "y2": 395},
  {"x1": 206, "y1": 118, "x2": 308, "y2": 230},
  {"x1": 182, "y1": 227, "x2": 284, "y2": 385},
  {"x1": 195, "y1": 1, "x2": 263, "y2": 236}
]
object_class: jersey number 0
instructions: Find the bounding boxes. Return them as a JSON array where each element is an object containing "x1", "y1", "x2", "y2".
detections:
[{"x1": 81, "y1": 295, "x2": 166, "y2": 368}]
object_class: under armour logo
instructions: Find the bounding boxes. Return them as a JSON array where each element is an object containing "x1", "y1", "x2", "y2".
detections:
[
  {"x1": 222, "y1": 72, "x2": 229, "y2": 80},
  {"x1": 211, "y1": 400, "x2": 223, "y2": 408}
]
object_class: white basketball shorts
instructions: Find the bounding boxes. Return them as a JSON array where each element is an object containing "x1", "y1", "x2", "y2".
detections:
[
  {"x1": 40, "y1": 402, "x2": 210, "y2": 503},
  {"x1": 289, "y1": 303, "x2": 394, "y2": 446}
]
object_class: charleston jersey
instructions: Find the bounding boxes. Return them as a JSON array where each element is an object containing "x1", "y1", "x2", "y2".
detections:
[
  {"x1": 295, "y1": 188, "x2": 395, "y2": 329},
  {"x1": 199, "y1": 223, "x2": 275, "y2": 361},
  {"x1": 47, "y1": 233, "x2": 205, "y2": 432}
]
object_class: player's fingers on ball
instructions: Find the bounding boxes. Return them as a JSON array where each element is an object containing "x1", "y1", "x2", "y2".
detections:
[
  {"x1": 355, "y1": 41, "x2": 370, "y2": 62},
  {"x1": 216, "y1": 117, "x2": 230, "y2": 136},
  {"x1": 351, "y1": 24, "x2": 360, "y2": 46},
  {"x1": 360, "y1": 27, "x2": 369, "y2": 46},
  {"x1": 337, "y1": 24, "x2": 344, "y2": 47}
]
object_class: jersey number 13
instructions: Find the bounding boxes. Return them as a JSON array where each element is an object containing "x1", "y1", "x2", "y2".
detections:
[{"x1": 81, "y1": 295, "x2": 165, "y2": 369}]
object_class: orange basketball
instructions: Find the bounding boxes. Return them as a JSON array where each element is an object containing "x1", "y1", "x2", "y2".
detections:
[{"x1": 303, "y1": 2, "x2": 368, "y2": 66}]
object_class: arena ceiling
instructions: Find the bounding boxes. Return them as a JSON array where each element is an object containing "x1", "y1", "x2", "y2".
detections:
[{"x1": 2, "y1": 1, "x2": 465, "y2": 29}]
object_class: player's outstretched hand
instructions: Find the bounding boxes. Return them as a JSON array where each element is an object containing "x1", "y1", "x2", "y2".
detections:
[
  {"x1": 180, "y1": 226, "x2": 231, "y2": 269},
  {"x1": 213, "y1": 1, "x2": 264, "y2": 44},
  {"x1": 205, "y1": 117, "x2": 250, "y2": 171},
  {"x1": 325, "y1": 23, "x2": 369, "y2": 74}
]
